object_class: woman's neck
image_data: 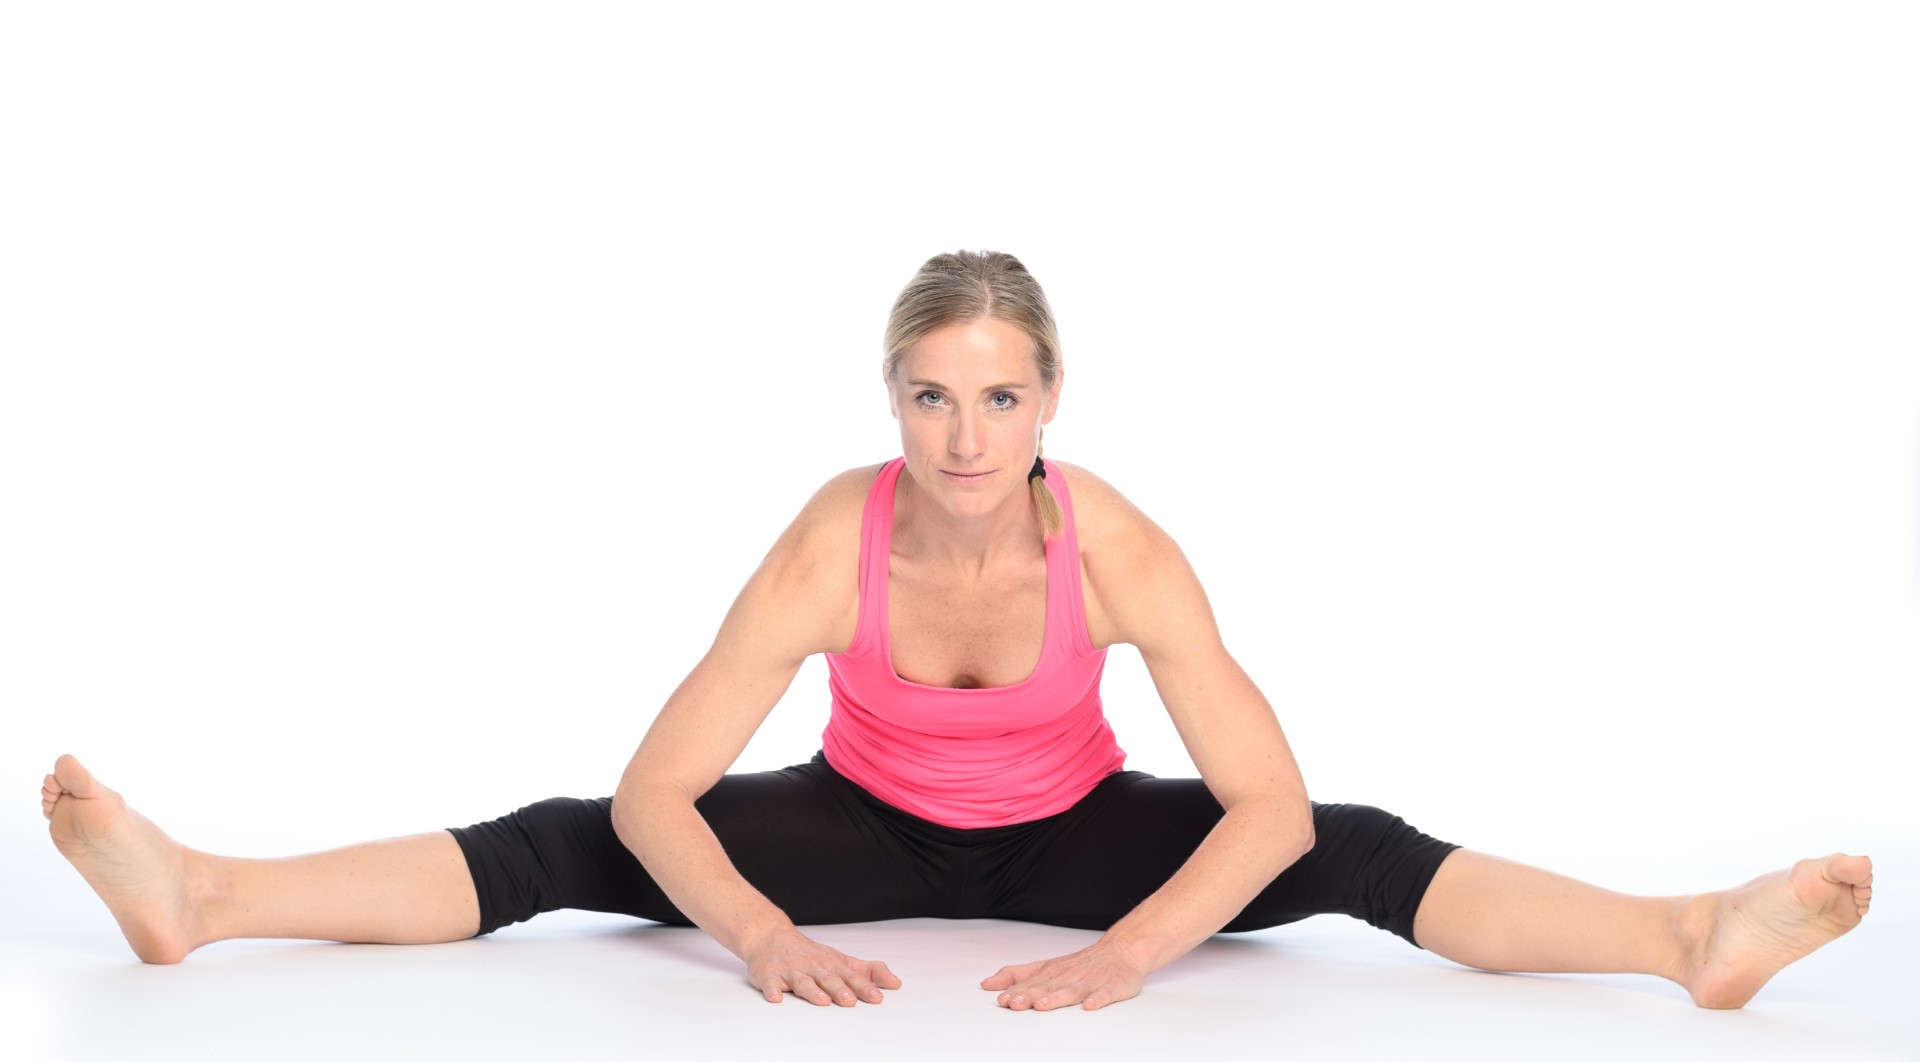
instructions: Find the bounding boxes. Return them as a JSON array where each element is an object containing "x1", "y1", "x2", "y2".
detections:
[{"x1": 892, "y1": 468, "x2": 1042, "y2": 576}]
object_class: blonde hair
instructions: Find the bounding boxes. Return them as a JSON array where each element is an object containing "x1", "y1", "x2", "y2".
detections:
[{"x1": 883, "y1": 250, "x2": 1064, "y2": 539}]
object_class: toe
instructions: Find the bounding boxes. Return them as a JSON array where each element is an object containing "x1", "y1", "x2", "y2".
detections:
[
  {"x1": 1818, "y1": 854, "x2": 1871, "y2": 886},
  {"x1": 53, "y1": 755, "x2": 100, "y2": 799}
]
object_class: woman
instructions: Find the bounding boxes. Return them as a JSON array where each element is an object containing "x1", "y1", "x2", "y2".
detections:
[{"x1": 43, "y1": 250, "x2": 1871, "y2": 1012}]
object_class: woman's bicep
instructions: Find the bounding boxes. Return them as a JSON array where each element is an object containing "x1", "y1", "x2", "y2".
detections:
[
  {"x1": 1140, "y1": 634, "x2": 1308, "y2": 812},
  {"x1": 621, "y1": 493, "x2": 860, "y2": 802},
  {"x1": 623, "y1": 561, "x2": 834, "y2": 799},
  {"x1": 1107, "y1": 524, "x2": 1308, "y2": 812},
  {"x1": 625, "y1": 654, "x2": 804, "y2": 804}
]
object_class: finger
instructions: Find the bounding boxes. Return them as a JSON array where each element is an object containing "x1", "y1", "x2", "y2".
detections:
[
  {"x1": 761, "y1": 978, "x2": 785, "y2": 1004},
  {"x1": 1024, "y1": 976, "x2": 1073, "y2": 1011},
  {"x1": 787, "y1": 971, "x2": 825, "y2": 1006},
  {"x1": 792, "y1": 974, "x2": 834, "y2": 1007},
  {"x1": 981, "y1": 960, "x2": 1042, "y2": 989},
  {"x1": 1031, "y1": 981, "x2": 1081, "y2": 1011},
  {"x1": 995, "y1": 970, "x2": 1042, "y2": 1007},
  {"x1": 845, "y1": 969, "x2": 884, "y2": 1004},
  {"x1": 852, "y1": 967, "x2": 894, "y2": 998},
  {"x1": 814, "y1": 971, "x2": 860, "y2": 1007},
  {"x1": 1004, "y1": 964, "x2": 1060, "y2": 993},
  {"x1": 1082, "y1": 985, "x2": 1116, "y2": 1011},
  {"x1": 865, "y1": 960, "x2": 903, "y2": 990},
  {"x1": 1001, "y1": 978, "x2": 1057, "y2": 1011}
]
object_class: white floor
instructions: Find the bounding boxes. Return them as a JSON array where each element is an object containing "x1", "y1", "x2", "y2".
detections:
[{"x1": 5, "y1": 857, "x2": 1913, "y2": 1062}]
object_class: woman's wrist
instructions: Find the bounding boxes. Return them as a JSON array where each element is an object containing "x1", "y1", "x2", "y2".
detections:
[
  {"x1": 611, "y1": 783, "x2": 799, "y2": 961},
  {"x1": 1096, "y1": 923, "x2": 1192, "y2": 976},
  {"x1": 1094, "y1": 801, "x2": 1314, "y2": 976},
  {"x1": 729, "y1": 912, "x2": 800, "y2": 961}
]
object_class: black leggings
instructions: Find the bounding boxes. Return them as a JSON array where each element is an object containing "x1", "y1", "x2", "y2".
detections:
[{"x1": 447, "y1": 751, "x2": 1462, "y2": 947}]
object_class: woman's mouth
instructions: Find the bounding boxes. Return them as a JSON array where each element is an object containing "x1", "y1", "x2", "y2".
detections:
[{"x1": 942, "y1": 469, "x2": 993, "y2": 482}]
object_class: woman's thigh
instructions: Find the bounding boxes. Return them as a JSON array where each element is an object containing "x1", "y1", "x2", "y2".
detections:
[
  {"x1": 447, "y1": 758, "x2": 963, "y2": 936},
  {"x1": 977, "y1": 772, "x2": 1460, "y2": 946}
]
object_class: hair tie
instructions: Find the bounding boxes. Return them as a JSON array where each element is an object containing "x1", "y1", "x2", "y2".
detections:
[{"x1": 1028, "y1": 456, "x2": 1046, "y2": 481}]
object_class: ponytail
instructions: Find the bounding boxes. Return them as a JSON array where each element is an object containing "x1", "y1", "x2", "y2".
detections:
[{"x1": 1030, "y1": 431, "x2": 1063, "y2": 541}]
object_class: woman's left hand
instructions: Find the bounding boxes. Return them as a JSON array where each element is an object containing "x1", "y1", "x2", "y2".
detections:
[{"x1": 980, "y1": 938, "x2": 1147, "y2": 1011}]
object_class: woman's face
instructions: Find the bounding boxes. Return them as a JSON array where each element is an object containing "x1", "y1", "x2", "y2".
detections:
[{"x1": 886, "y1": 317, "x2": 1061, "y2": 522}]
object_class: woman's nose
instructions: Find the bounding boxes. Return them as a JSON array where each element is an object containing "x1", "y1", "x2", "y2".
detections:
[{"x1": 949, "y1": 407, "x2": 983, "y2": 457}]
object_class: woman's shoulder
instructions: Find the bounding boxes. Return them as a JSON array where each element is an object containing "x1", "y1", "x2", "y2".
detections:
[
  {"x1": 744, "y1": 463, "x2": 885, "y2": 654},
  {"x1": 777, "y1": 462, "x2": 896, "y2": 574},
  {"x1": 1050, "y1": 460, "x2": 1192, "y2": 646},
  {"x1": 1050, "y1": 459, "x2": 1165, "y2": 556},
  {"x1": 770, "y1": 462, "x2": 885, "y2": 560},
  {"x1": 796, "y1": 461, "x2": 887, "y2": 532}
]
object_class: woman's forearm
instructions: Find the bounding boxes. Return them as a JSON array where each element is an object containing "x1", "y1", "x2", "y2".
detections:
[
  {"x1": 610, "y1": 784, "x2": 794, "y2": 960},
  {"x1": 1099, "y1": 797, "x2": 1314, "y2": 974}
]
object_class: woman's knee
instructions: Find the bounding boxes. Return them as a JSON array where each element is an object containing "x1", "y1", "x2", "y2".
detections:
[
  {"x1": 1313, "y1": 801, "x2": 1462, "y2": 946},
  {"x1": 447, "y1": 796, "x2": 624, "y2": 936},
  {"x1": 1222, "y1": 802, "x2": 1458, "y2": 940}
]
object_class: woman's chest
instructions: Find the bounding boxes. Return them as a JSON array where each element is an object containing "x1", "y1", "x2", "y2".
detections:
[{"x1": 886, "y1": 554, "x2": 1048, "y2": 690}]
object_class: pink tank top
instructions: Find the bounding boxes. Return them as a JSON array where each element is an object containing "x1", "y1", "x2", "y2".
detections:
[{"x1": 820, "y1": 456, "x2": 1128, "y2": 828}]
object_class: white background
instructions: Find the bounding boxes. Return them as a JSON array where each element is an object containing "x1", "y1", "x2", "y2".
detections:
[{"x1": 2, "y1": 3, "x2": 1915, "y2": 1059}]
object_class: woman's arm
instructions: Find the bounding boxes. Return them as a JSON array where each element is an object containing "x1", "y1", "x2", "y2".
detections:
[
  {"x1": 1094, "y1": 517, "x2": 1314, "y2": 970},
  {"x1": 981, "y1": 465, "x2": 1314, "y2": 1010},
  {"x1": 610, "y1": 468, "x2": 899, "y2": 1005}
]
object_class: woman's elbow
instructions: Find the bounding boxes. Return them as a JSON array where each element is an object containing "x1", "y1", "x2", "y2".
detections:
[
  {"x1": 1292, "y1": 814, "x2": 1316, "y2": 859},
  {"x1": 1270, "y1": 795, "x2": 1315, "y2": 859},
  {"x1": 610, "y1": 773, "x2": 687, "y2": 837},
  {"x1": 1231, "y1": 794, "x2": 1315, "y2": 861}
]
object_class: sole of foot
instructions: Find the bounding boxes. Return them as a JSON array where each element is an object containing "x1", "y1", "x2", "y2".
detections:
[
  {"x1": 1680, "y1": 852, "x2": 1872, "y2": 1009},
  {"x1": 43, "y1": 754, "x2": 207, "y2": 964}
]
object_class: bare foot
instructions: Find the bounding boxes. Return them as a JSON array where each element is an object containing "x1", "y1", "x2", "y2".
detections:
[
  {"x1": 42, "y1": 754, "x2": 212, "y2": 963},
  {"x1": 1674, "y1": 852, "x2": 1873, "y2": 1009}
]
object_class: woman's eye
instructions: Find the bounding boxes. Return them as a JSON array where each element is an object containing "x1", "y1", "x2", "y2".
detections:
[
  {"x1": 915, "y1": 391, "x2": 944, "y2": 408},
  {"x1": 991, "y1": 392, "x2": 1017, "y2": 409}
]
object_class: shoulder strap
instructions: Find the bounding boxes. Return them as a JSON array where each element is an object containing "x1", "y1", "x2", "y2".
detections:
[
  {"x1": 847, "y1": 458, "x2": 903, "y2": 657},
  {"x1": 1040, "y1": 459, "x2": 1099, "y2": 658}
]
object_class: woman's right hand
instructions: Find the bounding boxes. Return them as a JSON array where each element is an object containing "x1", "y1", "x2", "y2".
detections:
[{"x1": 743, "y1": 925, "x2": 902, "y2": 1005}]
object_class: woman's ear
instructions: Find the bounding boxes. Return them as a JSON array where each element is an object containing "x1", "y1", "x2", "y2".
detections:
[{"x1": 1040, "y1": 364, "x2": 1064, "y2": 425}]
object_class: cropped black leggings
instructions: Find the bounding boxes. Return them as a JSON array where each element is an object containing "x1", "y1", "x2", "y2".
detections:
[{"x1": 447, "y1": 751, "x2": 1462, "y2": 947}]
